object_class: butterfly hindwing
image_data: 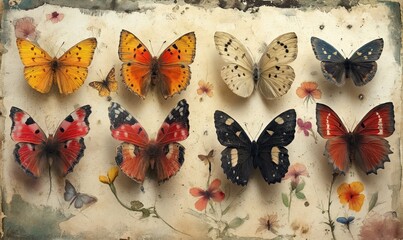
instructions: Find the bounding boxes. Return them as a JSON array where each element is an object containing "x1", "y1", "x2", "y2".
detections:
[{"x1": 256, "y1": 109, "x2": 296, "y2": 184}]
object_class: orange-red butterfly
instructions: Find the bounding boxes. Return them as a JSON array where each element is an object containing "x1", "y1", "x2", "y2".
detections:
[
  {"x1": 89, "y1": 67, "x2": 118, "y2": 98},
  {"x1": 118, "y1": 30, "x2": 196, "y2": 99},
  {"x1": 16, "y1": 38, "x2": 97, "y2": 95}
]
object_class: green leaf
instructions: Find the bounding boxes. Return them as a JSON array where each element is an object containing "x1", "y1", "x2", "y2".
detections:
[
  {"x1": 130, "y1": 200, "x2": 144, "y2": 210},
  {"x1": 295, "y1": 181, "x2": 305, "y2": 193},
  {"x1": 368, "y1": 192, "x2": 378, "y2": 212},
  {"x1": 282, "y1": 193, "x2": 289, "y2": 207},
  {"x1": 141, "y1": 208, "x2": 151, "y2": 218},
  {"x1": 228, "y1": 215, "x2": 248, "y2": 229},
  {"x1": 295, "y1": 191, "x2": 306, "y2": 200}
]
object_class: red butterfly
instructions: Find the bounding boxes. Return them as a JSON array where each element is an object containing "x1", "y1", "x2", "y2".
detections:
[
  {"x1": 108, "y1": 100, "x2": 189, "y2": 183},
  {"x1": 9, "y1": 105, "x2": 92, "y2": 177},
  {"x1": 316, "y1": 102, "x2": 395, "y2": 174}
]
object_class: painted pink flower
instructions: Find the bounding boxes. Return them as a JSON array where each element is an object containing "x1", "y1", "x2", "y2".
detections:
[
  {"x1": 283, "y1": 163, "x2": 309, "y2": 185},
  {"x1": 197, "y1": 80, "x2": 213, "y2": 97},
  {"x1": 46, "y1": 11, "x2": 64, "y2": 23},
  {"x1": 189, "y1": 179, "x2": 225, "y2": 211},
  {"x1": 14, "y1": 17, "x2": 38, "y2": 41},
  {"x1": 297, "y1": 118, "x2": 312, "y2": 136},
  {"x1": 359, "y1": 212, "x2": 403, "y2": 240}
]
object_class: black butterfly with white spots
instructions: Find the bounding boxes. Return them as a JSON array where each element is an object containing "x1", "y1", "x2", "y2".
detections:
[
  {"x1": 311, "y1": 37, "x2": 383, "y2": 86},
  {"x1": 214, "y1": 109, "x2": 296, "y2": 186}
]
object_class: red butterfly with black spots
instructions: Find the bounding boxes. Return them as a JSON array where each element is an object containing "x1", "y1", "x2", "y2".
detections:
[
  {"x1": 108, "y1": 99, "x2": 189, "y2": 183},
  {"x1": 9, "y1": 105, "x2": 92, "y2": 177},
  {"x1": 316, "y1": 102, "x2": 395, "y2": 174}
]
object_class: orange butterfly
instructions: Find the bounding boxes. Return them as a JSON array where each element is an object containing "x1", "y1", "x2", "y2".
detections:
[
  {"x1": 89, "y1": 67, "x2": 118, "y2": 97},
  {"x1": 118, "y1": 30, "x2": 196, "y2": 99},
  {"x1": 16, "y1": 38, "x2": 97, "y2": 95}
]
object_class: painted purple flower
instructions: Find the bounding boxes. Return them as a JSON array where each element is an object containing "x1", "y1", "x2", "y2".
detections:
[
  {"x1": 46, "y1": 11, "x2": 64, "y2": 23},
  {"x1": 14, "y1": 17, "x2": 38, "y2": 41}
]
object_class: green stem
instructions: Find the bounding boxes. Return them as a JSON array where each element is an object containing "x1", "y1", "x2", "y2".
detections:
[
  {"x1": 109, "y1": 184, "x2": 133, "y2": 211},
  {"x1": 327, "y1": 174, "x2": 338, "y2": 240},
  {"x1": 288, "y1": 189, "x2": 293, "y2": 222},
  {"x1": 152, "y1": 208, "x2": 191, "y2": 237}
]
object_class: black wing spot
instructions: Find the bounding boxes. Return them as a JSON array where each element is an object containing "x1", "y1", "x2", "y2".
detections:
[
  {"x1": 25, "y1": 117, "x2": 35, "y2": 125},
  {"x1": 65, "y1": 115, "x2": 74, "y2": 122},
  {"x1": 60, "y1": 127, "x2": 65, "y2": 133},
  {"x1": 35, "y1": 129, "x2": 40, "y2": 134}
]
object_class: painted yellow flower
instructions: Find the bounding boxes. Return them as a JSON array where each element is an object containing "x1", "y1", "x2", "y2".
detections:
[
  {"x1": 99, "y1": 166, "x2": 119, "y2": 184},
  {"x1": 337, "y1": 181, "x2": 365, "y2": 212}
]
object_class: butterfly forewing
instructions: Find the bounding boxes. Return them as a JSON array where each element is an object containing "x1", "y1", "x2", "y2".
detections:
[
  {"x1": 54, "y1": 105, "x2": 92, "y2": 142},
  {"x1": 156, "y1": 99, "x2": 189, "y2": 144},
  {"x1": 158, "y1": 32, "x2": 196, "y2": 65},
  {"x1": 64, "y1": 179, "x2": 77, "y2": 201},
  {"x1": 316, "y1": 103, "x2": 348, "y2": 138},
  {"x1": 353, "y1": 102, "x2": 394, "y2": 137},
  {"x1": 311, "y1": 37, "x2": 345, "y2": 62},
  {"x1": 349, "y1": 38, "x2": 384, "y2": 62},
  {"x1": 214, "y1": 110, "x2": 252, "y2": 147},
  {"x1": 108, "y1": 102, "x2": 149, "y2": 147},
  {"x1": 10, "y1": 106, "x2": 47, "y2": 144},
  {"x1": 118, "y1": 30, "x2": 153, "y2": 64},
  {"x1": 258, "y1": 32, "x2": 298, "y2": 71},
  {"x1": 256, "y1": 109, "x2": 296, "y2": 184},
  {"x1": 214, "y1": 32, "x2": 254, "y2": 70}
]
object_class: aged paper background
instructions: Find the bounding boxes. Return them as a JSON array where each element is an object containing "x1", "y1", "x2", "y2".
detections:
[{"x1": 0, "y1": 3, "x2": 402, "y2": 239}]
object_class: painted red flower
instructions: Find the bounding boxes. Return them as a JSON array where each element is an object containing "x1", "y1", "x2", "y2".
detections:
[
  {"x1": 46, "y1": 11, "x2": 64, "y2": 23},
  {"x1": 189, "y1": 179, "x2": 225, "y2": 211}
]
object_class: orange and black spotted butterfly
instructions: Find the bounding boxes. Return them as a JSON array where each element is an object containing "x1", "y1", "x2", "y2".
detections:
[
  {"x1": 16, "y1": 38, "x2": 97, "y2": 95},
  {"x1": 89, "y1": 67, "x2": 118, "y2": 98},
  {"x1": 118, "y1": 30, "x2": 196, "y2": 99}
]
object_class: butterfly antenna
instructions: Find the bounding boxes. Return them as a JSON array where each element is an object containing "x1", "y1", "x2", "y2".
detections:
[
  {"x1": 254, "y1": 123, "x2": 264, "y2": 140},
  {"x1": 55, "y1": 41, "x2": 65, "y2": 57},
  {"x1": 155, "y1": 39, "x2": 167, "y2": 56}
]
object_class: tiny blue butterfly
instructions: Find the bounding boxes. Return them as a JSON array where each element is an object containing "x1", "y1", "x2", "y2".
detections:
[
  {"x1": 336, "y1": 216, "x2": 355, "y2": 225},
  {"x1": 311, "y1": 37, "x2": 383, "y2": 86}
]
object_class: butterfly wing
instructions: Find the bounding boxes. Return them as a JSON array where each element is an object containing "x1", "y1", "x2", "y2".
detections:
[
  {"x1": 158, "y1": 32, "x2": 196, "y2": 99},
  {"x1": 54, "y1": 105, "x2": 92, "y2": 176},
  {"x1": 214, "y1": 110, "x2": 253, "y2": 186},
  {"x1": 89, "y1": 67, "x2": 118, "y2": 97},
  {"x1": 214, "y1": 31, "x2": 255, "y2": 98},
  {"x1": 311, "y1": 37, "x2": 346, "y2": 86},
  {"x1": 348, "y1": 38, "x2": 384, "y2": 86},
  {"x1": 118, "y1": 30, "x2": 153, "y2": 99},
  {"x1": 154, "y1": 99, "x2": 189, "y2": 182},
  {"x1": 256, "y1": 109, "x2": 296, "y2": 184},
  {"x1": 9, "y1": 106, "x2": 48, "y2": 177},
  {"x1": 74, "y1": 193, "x2": 97, "y2": 209},
  {"x1": 16, "y1": 38, "x2": 54, "y2": 93},
  {"x1": 352, "y1": 102, "x2": 394, "y2": 174},
  {"x1": 64, "y1": 179, "x2": 77, "y2": 202},
  {"x1": 56, "y1": 38, "x2": 97, "y2": 95},
  {"x1": 108, "y1": 102, "x2": 150, "y2": 183},
  {"x1": 257, "y1": 32, "x2": 298, "y2": 99},
  {"x1": 316, "y1": 103, "x2": 350, "y2": 173}
]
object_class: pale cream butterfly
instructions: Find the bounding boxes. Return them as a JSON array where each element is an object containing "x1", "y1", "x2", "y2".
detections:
[{"x1": 214, "y1": 32, "x2": 298, "y2": 99}]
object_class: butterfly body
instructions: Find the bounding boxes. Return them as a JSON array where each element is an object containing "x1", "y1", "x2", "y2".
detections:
[
  {"x1": 109, "y1": 100, "x2": 189, "y2": 183},
  {"x1": 16, "y1": 38, "x2": 97, "y2": 94},
  {"x1": 10, "y1": 105, "x2": 91, "y2": 177},
  {"x1": 316, "y1": 102, "x2": 394, "y2": 174},
  {"x1": 119, "y1": 30, "x2": 196, "y2": 99},
  {"x1": 311, "y1": 37, "x2": 383, "y2": 86},
  {"x1": 214, "y1": 31, "x2": 298, "y2": 99},
  {"x1": 214, "y1": 109, "x2": 296, "y2": 185}
]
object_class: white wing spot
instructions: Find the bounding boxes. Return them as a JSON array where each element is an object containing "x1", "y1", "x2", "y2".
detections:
[
  {"x1": 326, "y1": 113, "x2": 331, "y2": 135},
  {"x1": 271, "y1": 146, "x2": 280, "y2": 164},
  {"x1": 235, "y1": 131, "x2": 241, "y2": 137},
  {"x1": 225, "y1": 118, "x2": 234, "y2": 125},
  {"x1": 376, "y1": 112, "x2": 383, "y2": 135},
  {"x1": 275, "y1": 117, "x2": 284, "y2": 124},
  {"x1": 267, "y1": 130, "x2": 274, "y2": 136},
  {"x1": 230, "y1": 148, "x2": 238, "y2": 167}
]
